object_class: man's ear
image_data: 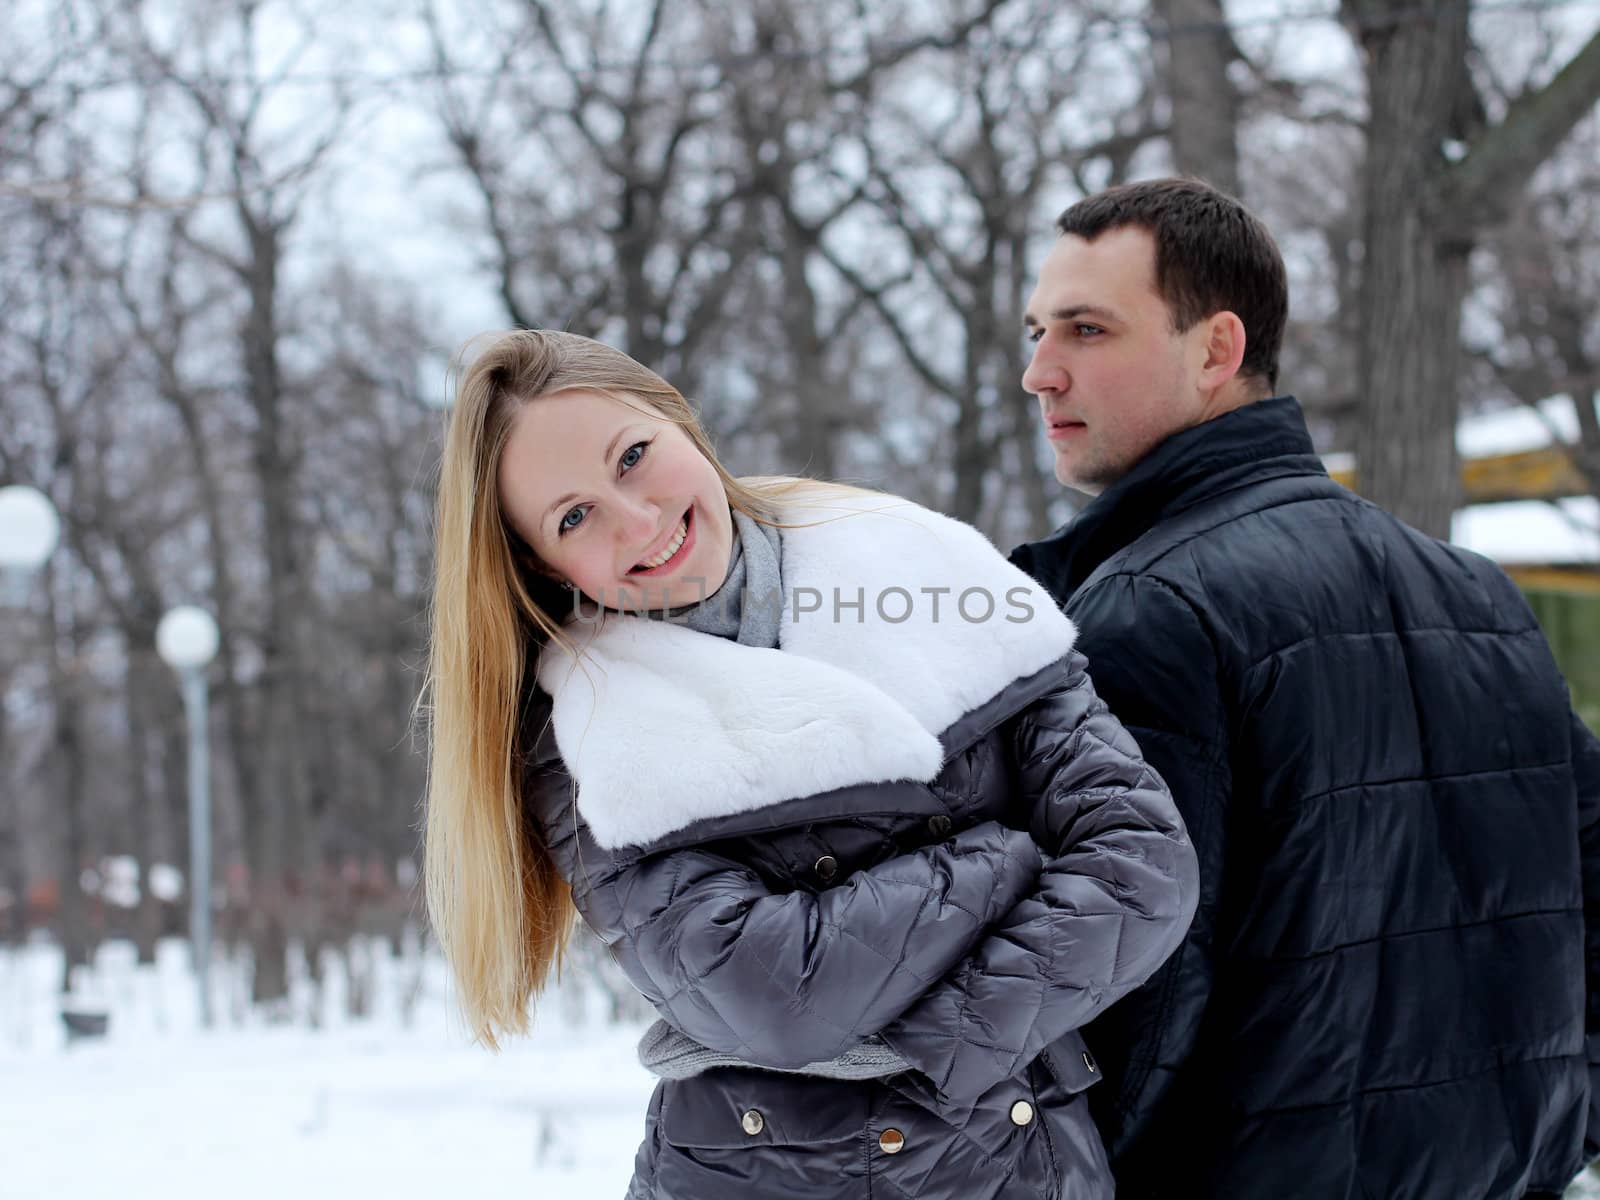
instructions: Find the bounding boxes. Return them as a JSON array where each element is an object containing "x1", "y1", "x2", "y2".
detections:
[{"x1": 1197, "y1": 310, "x2": 1247, "y2": 392}]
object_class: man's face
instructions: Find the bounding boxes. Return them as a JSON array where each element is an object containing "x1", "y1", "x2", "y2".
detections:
[{"x1": 1022, "y1": 227, "x2": 1211, "y2": 495}]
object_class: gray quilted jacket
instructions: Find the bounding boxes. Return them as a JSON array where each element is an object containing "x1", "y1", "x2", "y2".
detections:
[{"x1": 524, "y1": 491, "x2": 1198, "y2": 1199}]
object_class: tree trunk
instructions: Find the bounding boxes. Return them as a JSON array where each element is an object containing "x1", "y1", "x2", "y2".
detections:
[
  {"x1": 0, "y1": 681, "x2": 23, "y2": 947},
  {"x1": 776, "y1": 219, "x2": 841, "y2": 482},
  {"x1": 47, "y1": 565, "x2": 93, "y2": 994},
  {"x1": 1348, "y1": 0, "x2": 1473, "y2": 539},
  {"x1": 1347, "y1": 9, "x2": 1600, "y2": 538},
  {"x1": 125, "y1": 645, "x2": 165, "y2": 964},
  {"x1": 950, "y1": 117, "x2": 1007, "y2": 526},
  {"x1": 1152, "y1": 0, "x2": 1241, "y2": 196},
  {"x1": 241, "y1": 212, "x2": 306, "y2": 1008},
  {"x1": 949, "y1": 350, "x2": 989, "y2": 525},
  {"x1": 1001, "y1": 228, "x2": 1053, "y2": 541}
]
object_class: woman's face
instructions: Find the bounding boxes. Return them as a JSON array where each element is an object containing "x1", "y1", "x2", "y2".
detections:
[{"x1": 497, "y1": 388, "x2": 734, "y2": 612}]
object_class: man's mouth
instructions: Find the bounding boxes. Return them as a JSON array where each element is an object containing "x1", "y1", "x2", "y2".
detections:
[
  {"x1": 1046, "y1": 418, "x2": 1086, "y2": 440},
  {"x1": 629, "y1": 506, "x2": 693, "y2": 575}
]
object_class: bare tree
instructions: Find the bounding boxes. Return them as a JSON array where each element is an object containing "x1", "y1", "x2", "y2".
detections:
[
  {"x1": 421, "y1": 0, "x2": 761, "y2": 393},
  {"x1": 1343, "y1": 0, "x2": 1600, "y2": 537},
  {"x1": 420, "y1": 0, "x2": 1064, "y2": 502},
  {"x1": 1, "y1": 192, "x2": 135, "y2": 989},
  {"x1": 799, "y1": 1, "x2": 1163, "y2": 535},
  {"x1": 1150, "y1": 0, "x2": 1242, "y2": 195},
  {"x1": 1474, "y1": 116, "x2": 1600, "y2": 506},
  {"x1": 101, "y1": 0, "x2": 359, "y2": 1006},
  {"x1": 694, "y1": 0, "x2": 1014, "y2": 480},
  {"x1": 2, "y1": 0, "x2": 441, "y2": 1012},
  {"x1": 290, "y1": 260, "x2": 441, "y2": 981}
]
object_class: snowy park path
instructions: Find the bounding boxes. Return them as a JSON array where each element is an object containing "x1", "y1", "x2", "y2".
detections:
[{"x1": 2, "y1": 940, "x2": 654, "y2": 1199}]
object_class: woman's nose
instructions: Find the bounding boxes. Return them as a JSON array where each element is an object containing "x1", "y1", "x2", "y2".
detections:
[{"x1": 616, "y1": 495, "x2": 662, "y2": 543}]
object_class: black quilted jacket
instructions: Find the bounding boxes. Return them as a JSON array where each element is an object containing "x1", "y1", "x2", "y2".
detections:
[
  {"x1": 1011, "y1": 396, "x2": 1600, "y2": 1199},
  {"x1": 523, "y1": 494, "x2": 1198, "y2": 1200}
]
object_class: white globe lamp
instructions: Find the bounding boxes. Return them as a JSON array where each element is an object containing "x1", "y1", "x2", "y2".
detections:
[
  {"x1": 156, "y1": 606, "x2": 220, "y2": 671},
  {"x1": 0, "y1": 485, "x2": 61, "y2": 605}
]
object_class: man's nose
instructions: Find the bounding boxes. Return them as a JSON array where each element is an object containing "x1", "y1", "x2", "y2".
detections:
[{"x1": 1021, "y1": 342, "x2": 1064, "y2": 396}]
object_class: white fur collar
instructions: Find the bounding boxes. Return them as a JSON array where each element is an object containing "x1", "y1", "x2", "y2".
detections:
[{"x1": 536, "y1": 489, "x2": 1076, "y2": 849}]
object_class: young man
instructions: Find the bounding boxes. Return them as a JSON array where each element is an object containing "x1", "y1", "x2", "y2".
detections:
[{"x1": 1010, "y1": 177, "x2": 1600, "y2": 1199}]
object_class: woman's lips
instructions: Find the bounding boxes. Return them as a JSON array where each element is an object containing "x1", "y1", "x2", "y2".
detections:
[{"x1": 628, "y1": 505, "x2": 695, "y2": 576}]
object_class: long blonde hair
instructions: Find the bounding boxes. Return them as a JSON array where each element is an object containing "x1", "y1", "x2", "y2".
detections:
[{"x1": 423, "y1": 329, "x2": 807, "y2": 1047}]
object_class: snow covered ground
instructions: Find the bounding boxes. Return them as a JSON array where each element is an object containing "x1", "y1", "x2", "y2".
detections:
[
  {"x1": 1, "y1": 937, "x2": 655, "y2": 1199},
  {"x1": 4, "y1": 935, "x2": 1597, "y2": 1199}
]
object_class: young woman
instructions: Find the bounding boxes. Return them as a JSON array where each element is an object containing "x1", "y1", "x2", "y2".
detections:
[{"x1": 424, "y1": 329, "x2": 1197, "y2": 1200}]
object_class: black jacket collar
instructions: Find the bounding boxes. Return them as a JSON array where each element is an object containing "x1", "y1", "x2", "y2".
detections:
[{"x1": 1010, "y1": 396, "x2": 1327, "y2": 601}]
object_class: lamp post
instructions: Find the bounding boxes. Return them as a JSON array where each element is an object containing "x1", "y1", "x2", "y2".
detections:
[
  {"x1": 0, "y1": 485, "x2": 61, "y2": 605},
  {"x1": 156, "y1": 605, "x2": 220, "y2": 1028}
]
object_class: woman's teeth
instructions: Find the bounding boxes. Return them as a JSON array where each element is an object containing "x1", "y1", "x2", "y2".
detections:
[{"x1": 634, "y1": 516, "x2": 688, "y2": 571}]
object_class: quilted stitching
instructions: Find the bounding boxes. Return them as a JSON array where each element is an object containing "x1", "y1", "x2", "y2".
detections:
[{"x1": 521, "y1": 650, "x2": 1194, "y2": 1198}]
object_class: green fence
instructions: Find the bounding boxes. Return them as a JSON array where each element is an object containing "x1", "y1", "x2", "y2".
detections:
[{"x1": 1523, "y1": 589, "x2": 1600, "y2": 734}]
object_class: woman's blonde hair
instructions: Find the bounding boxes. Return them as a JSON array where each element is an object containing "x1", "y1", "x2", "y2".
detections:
[{"x1": 423, "y1": 328, "x2": 808, "y2": 1047}]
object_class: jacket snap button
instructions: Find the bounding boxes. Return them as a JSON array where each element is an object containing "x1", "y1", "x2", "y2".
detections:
[
  {"x1": 1009, "y1": 1100, "x2": 1035, "y2": 1126},
  {"x1": 741, "y1": 1109, "x2": 764, "y2": 1136},
  {"x1": 927, "y1": 814, "x2": 953, "y2": 838},
  {"x1": 814, "y1": 854, "x2": 839, "y2": 882},
  {"x1": 878, "y1": 1128, "x2": 906, "y2": 1154}
]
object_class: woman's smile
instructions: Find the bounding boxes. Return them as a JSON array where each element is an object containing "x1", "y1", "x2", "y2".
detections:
[{"x1": 629, "y1": 505, "x2": 694, "y2": 576}]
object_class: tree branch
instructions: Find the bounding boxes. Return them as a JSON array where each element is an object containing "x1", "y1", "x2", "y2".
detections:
[{"x1": 1446, "y1": 26, "x2": 1600, "y2": 230}]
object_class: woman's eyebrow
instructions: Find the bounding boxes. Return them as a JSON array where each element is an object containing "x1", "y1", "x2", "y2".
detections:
[{"x1": 540, "y1": 425, "x2": 648, "y2": 528}]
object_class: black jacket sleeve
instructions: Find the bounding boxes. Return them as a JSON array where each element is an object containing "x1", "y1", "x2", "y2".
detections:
[
  {"x1": 875, "y1": 652, "x2": 1199, "y2": 1107},
  {"x1": 1056, "y1": 572, "x2": 1235, "y2": 1162},
  {"x1": 1575, "y1": 709, "x2": 1600, "y2": 1164}
]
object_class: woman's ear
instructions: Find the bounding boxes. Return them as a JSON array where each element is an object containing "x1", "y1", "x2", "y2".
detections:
[
  {"x1": 509, "y1": 533, "x2": 568, "y2": 587},
  {"x1": 531, "y1": 562, "x2": 570, "y2": 588}
]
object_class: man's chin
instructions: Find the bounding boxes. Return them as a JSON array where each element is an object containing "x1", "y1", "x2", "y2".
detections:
[{"x1": 1055, "y1": 457, "x2": 1108, "y2": 498}]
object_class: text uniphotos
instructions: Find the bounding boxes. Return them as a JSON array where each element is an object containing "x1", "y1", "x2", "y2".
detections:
[{"x1": 569, "y1": 582, "x2": 1040, "y2": 625}]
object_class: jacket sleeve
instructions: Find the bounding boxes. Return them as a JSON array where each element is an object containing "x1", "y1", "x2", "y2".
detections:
[
  {"x1": 877, "y1": 648, "x2": 1199, "y2": 1107},
  {"x1": 557, "y1": 800, "x2": 1045, "y2": 1071},
  {"x1": 1575, "y1": 708, "x2": 1600, "y2": 1164},
  {"x1": 1057, "y1": 573, "x2": 1233, "y2": 1160}
]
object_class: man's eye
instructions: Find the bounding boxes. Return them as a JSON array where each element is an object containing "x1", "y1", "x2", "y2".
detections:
[
  {"x1": 1025, "y1": 328, "x2": 1043, "y2": 344},
  {"x1": 1076, "y1": 324, "x2": 1104, "y2": 337},
  {"x1": 620, "y1": 440, "x2": 650, "y2": 471}
]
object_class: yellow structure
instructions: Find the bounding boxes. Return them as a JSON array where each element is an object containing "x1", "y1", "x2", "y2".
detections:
[
  {"x1": 1327, "y1": 447, "x2": 1599, "y2": 596},
  {"x1": 1327, "y1": 447, "x2": 1589, "y2": 506}
]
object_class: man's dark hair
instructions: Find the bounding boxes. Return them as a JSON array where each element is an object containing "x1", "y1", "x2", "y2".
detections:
[{"x1": 1056, "y1": 178, "x2": 1288, "y2": 391}]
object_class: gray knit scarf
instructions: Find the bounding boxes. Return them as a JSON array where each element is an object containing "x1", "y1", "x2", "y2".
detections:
[
  {"x1": 636, "y1": 506, "x2": 911, "y2": 1082},
  {"x1": 645, "y1": 507, "x2": 784, "y2": 648}
]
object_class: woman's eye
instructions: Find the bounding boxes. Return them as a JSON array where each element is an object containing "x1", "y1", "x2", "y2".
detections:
[
  {"x1": 559, "y1": 506, "x2": 588, "y2": 535},
  {"x1": 619, "y1": 440, "x2": 650, "y2": 472}
]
